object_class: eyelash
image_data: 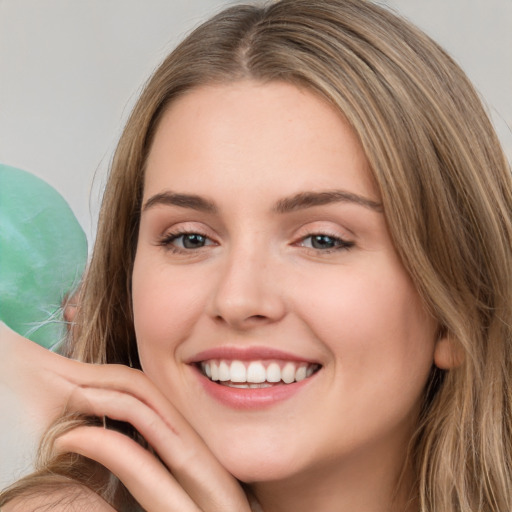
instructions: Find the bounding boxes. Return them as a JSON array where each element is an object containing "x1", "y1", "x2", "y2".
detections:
[
  {"x1": 157, "y1": 230, "x2": 355, "y2": 255},
  {"x1": 296, "y1": 233, "x2": 355, "y2": 253},
  {"x1": 157, "y1": 229, "x2": 215, "y2": 254}
]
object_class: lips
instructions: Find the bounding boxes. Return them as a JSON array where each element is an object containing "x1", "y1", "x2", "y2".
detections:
[
  {"x1": 199, "y1": 359, "x2": 319, "y2": 388},
  {"x1": 188, "y1": 347, "x2": 321, "y2": 408}
]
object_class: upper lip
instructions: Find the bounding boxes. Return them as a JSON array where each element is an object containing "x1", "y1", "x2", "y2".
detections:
[{"x1": 186, "y1": 346, "x2": 320, "y2": 365}]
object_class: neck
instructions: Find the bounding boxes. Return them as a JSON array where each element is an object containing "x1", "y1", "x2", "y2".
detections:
[{"x1": 246, "y1": 440, "x2": 417, "y2": 512}]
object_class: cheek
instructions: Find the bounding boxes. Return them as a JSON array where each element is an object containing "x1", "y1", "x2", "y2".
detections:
[
  {"x1": 292, "y1": 261, "x2": 436, "y2": 377},
  {"x1": 131, "y1": 257, "x2": 206, "y2": 365},
  {"x1": 296, "y1": 264, "x2": 436, "y2": 439}
]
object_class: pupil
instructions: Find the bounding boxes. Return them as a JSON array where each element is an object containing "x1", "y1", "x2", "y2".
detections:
[
  {"x1": 183, "y1": 234, "x2": 205, "y2": 249},
  {"x1": 312, "y1": 235, "x2": 335, "y2": 249}
]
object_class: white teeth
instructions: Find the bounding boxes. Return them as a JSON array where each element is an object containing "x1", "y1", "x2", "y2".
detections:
[
  {"x1": 230, "y1": 361, "x2": 247, "y2": 382},
  {"x1": 266, "y1": 362, "x2": 281, "y2": 382},
  {"x1": 219, "y1": 382, "x2": 274, "y2": 389},
  {"x1": 247, "y1": 361, "x2": 266, "y2": 383},
  {"x1": 219, "y1": 360, "x2": 230, "y2": 381},
  {"x1": 296, "y1": 365, "x2": 307, "y2": 381},
  {"x1": 201, "y1": 359, "x2": 319, "y2": 385},
  {"x1": 210, "y1": 362, "x2": 219, "y2": 381},
  {"x1": 281, "y1": 362, "x2": 296, "y2": 384}
]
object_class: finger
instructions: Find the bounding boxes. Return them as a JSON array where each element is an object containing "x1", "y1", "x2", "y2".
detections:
[
  {"x1": 67, "y1": 386, "x2": 251, "y2": 512},
  {"x1": 56, "y1": 363, "x2": 183, "y2": 423},
  {"x1": 55, "y1": 426, "x2": 202, "y2": 512}
]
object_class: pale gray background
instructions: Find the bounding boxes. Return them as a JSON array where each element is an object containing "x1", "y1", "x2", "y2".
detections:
[{"x1": 1, "y1": 0, "x2": 511, "y2": 489}]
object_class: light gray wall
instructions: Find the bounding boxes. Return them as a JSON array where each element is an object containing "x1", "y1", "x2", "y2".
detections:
[
  {"x1": 0, "y1": 0, "x2": 511, "y2": 489},
  {"x1": 383, "y1": 0, "x2": 512, "y2": 164}
]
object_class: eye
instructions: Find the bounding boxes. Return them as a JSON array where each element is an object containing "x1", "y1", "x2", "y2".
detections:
[
  {"x1": 177, "y1": 233, "x2": 208, "y2": 249},
  {"x1": 298, "y1": 234, "x2": 354, "y2": 251},
  {"x1": 159, "y1": 231, "x2": 216, "y2": 251}
]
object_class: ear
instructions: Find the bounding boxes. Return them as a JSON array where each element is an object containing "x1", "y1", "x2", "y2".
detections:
[{"x1": 434, "y1": 329, "x2": 464, "y2": 369}]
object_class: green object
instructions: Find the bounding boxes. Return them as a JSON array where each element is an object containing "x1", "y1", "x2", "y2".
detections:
[{"x1": 0, "y1": 164, "x2": 87, "y2": 349}]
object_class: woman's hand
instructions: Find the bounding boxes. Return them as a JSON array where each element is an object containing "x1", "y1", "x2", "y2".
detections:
[
  {"x1": 55, "y1": 367, "x2": 253, "y2": 511},
  {"x1": 0, "y1": 321, "x2": 78, "y2": 429},
  {"x1": 0, "y1": 322, "x2": 252, "y2": 511}
]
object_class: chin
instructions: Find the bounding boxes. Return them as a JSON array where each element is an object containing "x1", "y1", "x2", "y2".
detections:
[
  {"x1": 224, "y1": 458, "x2": 302, "y2": 484},
  {"x1": 208, "y1": 434, "x2": 308, "y2": 483}
]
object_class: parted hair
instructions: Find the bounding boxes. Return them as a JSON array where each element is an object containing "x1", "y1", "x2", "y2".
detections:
[{"x1": 2, "y1": 0, "x2": 512, "y2": 510}]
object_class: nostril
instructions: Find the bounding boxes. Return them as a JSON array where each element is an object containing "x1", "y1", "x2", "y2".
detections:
[
  {"x1": 213, "y1": 313, "x2": 271, "y2": 331},
  {"x1": 215, "y1": 314, "x2": 267, "y2": 322}
]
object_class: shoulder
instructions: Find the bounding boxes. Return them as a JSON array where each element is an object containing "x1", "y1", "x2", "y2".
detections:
[{"x1": 1, "y1": 484, "x2": 117, "y2": 512}]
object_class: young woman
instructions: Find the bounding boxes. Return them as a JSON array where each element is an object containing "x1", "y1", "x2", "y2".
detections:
[{"x1": 2, "y1": 0, "x2": 511, "y2": 510}]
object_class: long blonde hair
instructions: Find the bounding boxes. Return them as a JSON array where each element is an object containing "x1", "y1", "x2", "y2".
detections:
[{"x1": 2, "y1": 0, "x2": 512, "y2": 510}]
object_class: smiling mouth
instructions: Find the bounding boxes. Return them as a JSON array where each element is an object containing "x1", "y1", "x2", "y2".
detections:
[{"x1": 198, "y1": 359, "x2": 321, "y2": 388}]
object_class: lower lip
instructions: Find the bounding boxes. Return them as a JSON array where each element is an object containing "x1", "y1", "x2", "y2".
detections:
[{"x1": 191, "y1": 365, "x2": 317, "y2": 409}]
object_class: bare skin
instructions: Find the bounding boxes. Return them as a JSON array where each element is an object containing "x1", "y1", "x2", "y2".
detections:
[
  {"x1": 1, "y1": 322, "x2": 73, "y2": 432},
  {"x1": 0, "y1": 322, "x2": 251, "y2": 511}
]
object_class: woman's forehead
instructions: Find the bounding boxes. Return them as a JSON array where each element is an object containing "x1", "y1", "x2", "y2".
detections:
[{"x1": 143, "y1": 81, "x2": 380, "y2": 206}]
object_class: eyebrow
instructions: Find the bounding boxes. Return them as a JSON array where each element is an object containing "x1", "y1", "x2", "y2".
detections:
[
  {"x1": 142, "y1": 189, "x2": 382, "y2": 215},
  {"x1": 142, "y1": 192, "x2": 217, "y2": 213},
  {"x1": 273, "y1": 190, "x2": 382, "y2": 213}
]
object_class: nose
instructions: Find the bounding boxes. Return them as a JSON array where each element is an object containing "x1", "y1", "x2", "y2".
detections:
[{"x1": 207, "y1": 245, "x2": 287, "y2": 330}]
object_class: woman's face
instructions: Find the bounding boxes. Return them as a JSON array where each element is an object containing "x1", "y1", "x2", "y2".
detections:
[{"x1": 132, "y1": 81, "x2": 439, "y2": 484}]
